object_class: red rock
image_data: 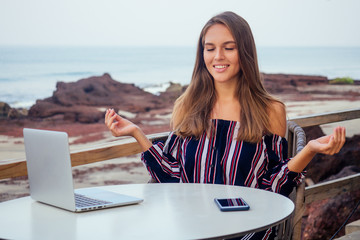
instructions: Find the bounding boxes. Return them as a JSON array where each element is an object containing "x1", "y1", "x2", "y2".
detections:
[
  {"x1": 262, "y1": 73, "x2": 328, "y2": 94},
  {"x1": 0, "y1": 102, "x2": 11, "y2": 118},
  {"x1": 28, "y1": 73, "x2": 168, "y2": 123},
  {"x1": 303, "y1": 189, "x2": 360, "y2": 240},
  {"x1": 52, "y1": 73, "x2": 157, "y2": 107}
]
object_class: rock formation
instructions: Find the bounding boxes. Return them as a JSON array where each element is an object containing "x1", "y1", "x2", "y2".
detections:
[{"x1": 27, "y1": 73, "x2": 170, "y2": 123}]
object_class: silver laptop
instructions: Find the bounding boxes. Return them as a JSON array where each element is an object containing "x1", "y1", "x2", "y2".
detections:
[{"x1": 23, "y1": 128, "x2": 143, "y2": 212}]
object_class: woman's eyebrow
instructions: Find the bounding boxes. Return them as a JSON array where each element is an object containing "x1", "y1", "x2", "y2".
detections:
[
  {"x1": 204, "y1": 41, "x2": 236, "y2": 46},
  {"x1": 223, "y1": 41, "x2": 236, "y2": 45}
]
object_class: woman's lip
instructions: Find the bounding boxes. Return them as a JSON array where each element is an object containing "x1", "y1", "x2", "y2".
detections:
[{"x1": 213, "y1": 64, "x2": 229, "y2": 72}]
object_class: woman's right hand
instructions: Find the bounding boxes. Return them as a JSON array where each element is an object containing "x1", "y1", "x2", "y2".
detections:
[{"x1": 105, "y1": 109, "x2": 139, "y2": 137}]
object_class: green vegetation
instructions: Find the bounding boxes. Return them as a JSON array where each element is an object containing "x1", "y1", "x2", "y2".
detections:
[{"x1": 329, "y1": 77, "x2": 354, "y2": 85}]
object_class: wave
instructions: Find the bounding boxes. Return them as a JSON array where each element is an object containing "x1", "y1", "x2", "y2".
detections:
[
  {"x1": 142, "y1": 82, "x2": 171, "y2": 95},
  {"x1": 9, "y1": 100, "x2": 35, "y2": 109},
  {"x1": 44, "y1": 71, "x2": 95, "y2": 77}
]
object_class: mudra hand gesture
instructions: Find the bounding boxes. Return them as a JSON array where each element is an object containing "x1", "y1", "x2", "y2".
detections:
[
  {"x1": 105, "y1": 109, "x2": 152, "y2": 151},
  {"x1": 104, "y1": 109, "x2": 138, "y2": 137},
  {"x1": 288, "y1": 126, "x2": 346, "y2": 173},
  {"x1": 308, "y1": 126, "x2": 346, "y2": 155}
]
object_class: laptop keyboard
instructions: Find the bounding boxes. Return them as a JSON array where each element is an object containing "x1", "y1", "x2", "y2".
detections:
[{"x1": 75, "y1": 193, "x2": 112, "y2": 208}]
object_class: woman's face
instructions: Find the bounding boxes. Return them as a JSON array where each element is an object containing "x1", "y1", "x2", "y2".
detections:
[{"x1": 203, "y1": 24, "x2": 240, "y2": 85}]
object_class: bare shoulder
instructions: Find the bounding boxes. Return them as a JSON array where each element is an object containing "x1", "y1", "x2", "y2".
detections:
[{"x1": 268, "y1": 101, "x2": 287, "y2": 137}]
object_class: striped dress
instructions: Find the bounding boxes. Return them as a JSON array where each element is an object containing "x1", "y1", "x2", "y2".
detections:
[{"x1": 141, "y1": 119, "x2": 305, "y2": 239}]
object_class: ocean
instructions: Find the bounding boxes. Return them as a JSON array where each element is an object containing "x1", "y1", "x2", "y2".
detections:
[{"x1": 1, "y1": 46, "x2": 360, "y2": 109}]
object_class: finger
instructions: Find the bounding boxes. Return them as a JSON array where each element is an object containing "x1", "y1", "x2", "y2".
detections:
[
  {"x1": 327, "y1": 127, "x2": 344, "y2": 155},
  {"x1": 326, "y1": 135, "x2": 336, "y2": 154},
  {"x1": 106, "y1": 111, "x2": 118, "y2": 129},
  {"x1": 335, "y1": 127, "x2": 346, "y2": 153},
  {"x1": 105, "y1": 108, "x2": 115, "y2": 121},
  {"x1": 323, "y1": 134, "x2": 341, "y2": 155},
  {"x1": 332, "y1": 127, "x2": 339, "y2": 144},
  {"x1": 114, "y1": 113, "x2": 123, "y2": 122},
  {"x1": 109, "y1": 112, "x2": 118, "y2": 124},
  {"x1": 109, "y1": 121, "x2": 120, "y2": 136},
  {"x1": 109, "y1": 109, "x2": 124, "y2": 123},
  {"x1": 104, "y1": 109, "x2": 111, "y2": 124}
]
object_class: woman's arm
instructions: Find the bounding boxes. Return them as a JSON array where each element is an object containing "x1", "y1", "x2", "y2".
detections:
[
  {"x1": 287, "y1": 126, "x2": 346, "y2": 173},
  {"x1": 268, "y1": 101, "x2": 346, "y2": 173},
  {"x1": 105, "y1": 109, "x2": 181, "y2": 182},
  {"x1": 105, "y1": 109, "x2": 152, "y2": 152}
]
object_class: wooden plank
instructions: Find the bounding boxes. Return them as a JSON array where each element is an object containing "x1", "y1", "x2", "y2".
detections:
[
  {"x1": 290, "y1": 108, "x2": 360, "y2": 128},
  {"x1": 304, "y1": 173, "x2": 360, "y2": 204},
  {"x1": 0, "y1": 160, "x2": 28, "y2": 179},
  {"x1": 292, "y1": 182, "x2": 306, "y2": 240},
  {"x1": 0, "y1": 132, "x2": 169, "y2": 180},
  {"x1": 71, "y1": 141, "x2": 143, "y2": 167}
]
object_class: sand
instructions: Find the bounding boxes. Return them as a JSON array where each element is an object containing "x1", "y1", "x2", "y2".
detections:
[{"x1": 285, "y1": 100, "x2": 360, "y2": 136}]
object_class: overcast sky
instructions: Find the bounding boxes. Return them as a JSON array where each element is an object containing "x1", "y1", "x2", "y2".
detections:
[{"x1": 1, "y1": 0, "x2": 360, "y2": 47}]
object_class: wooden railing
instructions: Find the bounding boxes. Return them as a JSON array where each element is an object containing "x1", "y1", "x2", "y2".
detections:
[
  {"x1": 1, "y1": 108, "x2": 360, "y2": 202},
  {"x1": 289, "y1": 108, "x2": 360, "y2": 204},
  {"x1": 0, "y1": 132, "x2": 169, "y2": 180},
  {"x1": 289, "y1": 108, "x2": 360, "y2": 240},
  {"x1": 305, "y1": 173, "x2": 360, "y2": 205}
]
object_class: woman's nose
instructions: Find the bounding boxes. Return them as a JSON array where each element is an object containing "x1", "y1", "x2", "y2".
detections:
[{"x1": 215, "y1": 49, "x2": 225, "y2": 60}]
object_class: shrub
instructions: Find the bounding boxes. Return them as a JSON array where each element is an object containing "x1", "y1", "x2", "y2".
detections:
[{"x1": 329, "y1": 77, "x2": 354, "y2": 85}]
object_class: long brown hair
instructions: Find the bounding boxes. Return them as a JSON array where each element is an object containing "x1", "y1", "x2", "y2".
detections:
[{"x1": 171, "y1": 11, "x2": 282, "y2": 143}]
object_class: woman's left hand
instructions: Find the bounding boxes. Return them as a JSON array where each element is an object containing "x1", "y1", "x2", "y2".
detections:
[{"x1": 308, "y1": 126, "x2": 346, "y2": 155}]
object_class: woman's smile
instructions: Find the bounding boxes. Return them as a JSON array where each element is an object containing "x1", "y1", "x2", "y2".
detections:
[{"x1": 214, "y1": 64, "x2": 229, "y2": 69}]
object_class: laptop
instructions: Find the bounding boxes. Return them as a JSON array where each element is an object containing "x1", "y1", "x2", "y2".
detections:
[{"x1": 23, "y1": 128, "x2": 143, "y2": 212}]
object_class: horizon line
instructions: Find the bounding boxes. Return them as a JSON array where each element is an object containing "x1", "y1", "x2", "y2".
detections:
[{"x1": 1, "y1": 44, "x2": 360, "y2": 48}]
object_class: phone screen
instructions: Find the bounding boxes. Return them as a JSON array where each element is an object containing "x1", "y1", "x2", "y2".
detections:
[{"x1": 214, "y1": 197, "x2": 250, "y2": 211}]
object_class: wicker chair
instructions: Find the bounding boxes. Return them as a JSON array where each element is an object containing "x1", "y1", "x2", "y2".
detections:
[{"x1": 277, "y1": 120, "x2": 306, "y2": 240}]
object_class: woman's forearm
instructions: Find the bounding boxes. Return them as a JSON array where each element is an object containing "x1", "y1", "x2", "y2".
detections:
[
  {"x1": 287, "y1": 143, "x2": 317, "y2": 173},
  {"x1": 132, "y1": 127, "x2": 153, "y2": 152}
]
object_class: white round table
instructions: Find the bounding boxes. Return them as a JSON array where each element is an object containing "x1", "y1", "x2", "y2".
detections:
[{"x1": 0, "y1": 183, "x2": 294, "y2": 239}]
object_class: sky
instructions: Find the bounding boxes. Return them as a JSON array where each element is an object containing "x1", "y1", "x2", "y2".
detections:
[{"x1": 1, "y1": 0, "x2": 360, "y2": 47}]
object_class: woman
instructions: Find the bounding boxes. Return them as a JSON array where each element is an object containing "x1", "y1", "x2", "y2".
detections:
[{"x1": 105, "y1": 11, "x2": 345, "y2": 239}]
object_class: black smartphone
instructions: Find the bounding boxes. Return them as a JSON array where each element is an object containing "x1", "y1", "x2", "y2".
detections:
[{"x1": 214, "y1": 197, "x2": 250, "y2": 211}]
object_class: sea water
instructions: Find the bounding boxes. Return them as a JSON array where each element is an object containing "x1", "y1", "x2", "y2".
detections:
[{"x1": 0, "y1": 46, "x2": 359, "y2": 108}]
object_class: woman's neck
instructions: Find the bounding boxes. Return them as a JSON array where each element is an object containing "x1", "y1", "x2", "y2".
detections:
[
  {"x1": 211, "y1": 80, "x2": 241, "y2": 121},
  {"x1": 211, "y1": 97, "x2": 241, "y2": 122},
  {"x1": 214, "y1": 80, "x2": 237, "y2": 99}
]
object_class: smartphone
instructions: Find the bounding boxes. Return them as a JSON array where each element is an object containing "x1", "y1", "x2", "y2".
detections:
[{"x1": 214, "y1": 197, "x2": 250, "y2": 211}]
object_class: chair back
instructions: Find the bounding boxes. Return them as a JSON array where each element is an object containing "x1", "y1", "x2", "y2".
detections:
[{"x1": 277, "y1": 120, "x2": 306, "y2": 240}]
